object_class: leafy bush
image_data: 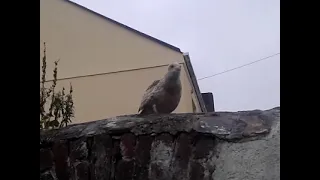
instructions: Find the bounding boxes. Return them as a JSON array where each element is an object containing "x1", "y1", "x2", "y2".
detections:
[{"x1": 40, "y1": 42, "x2": 75, "y2": 129}]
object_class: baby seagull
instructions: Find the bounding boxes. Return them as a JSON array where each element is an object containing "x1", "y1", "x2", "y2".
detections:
[{"x1": 138, "y1": 62, "x2": 182, "y2": 115}]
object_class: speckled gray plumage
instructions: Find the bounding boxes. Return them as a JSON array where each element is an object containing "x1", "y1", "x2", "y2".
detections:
[{"x1": 138, "y1": 63, "x2": 182, "y2": 115}]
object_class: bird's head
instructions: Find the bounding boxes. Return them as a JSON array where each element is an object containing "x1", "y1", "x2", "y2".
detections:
[
  {"x1": 165, "y1": 62, "x2": 181, "y2": 81},
  {"x1": 168, "y1": 62, "x2": 181, "y2": 72}
]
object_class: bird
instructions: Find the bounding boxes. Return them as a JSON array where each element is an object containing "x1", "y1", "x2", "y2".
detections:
[{"x1": 138, "y1": 62, "x2": 182, "y2": 115}]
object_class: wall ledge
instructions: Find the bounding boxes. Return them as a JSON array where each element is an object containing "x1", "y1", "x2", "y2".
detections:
[
  {"x1": 40, "y1": 107, "x2": 280, "y2": 180},
  {"x1": 40, "y1": 107, "x2": 280, "y2": 144}
]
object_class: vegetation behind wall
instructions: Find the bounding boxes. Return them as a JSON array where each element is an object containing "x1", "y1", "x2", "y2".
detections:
[{"x1": 40, "y1": 42, "x2": 75, "y2": 129}]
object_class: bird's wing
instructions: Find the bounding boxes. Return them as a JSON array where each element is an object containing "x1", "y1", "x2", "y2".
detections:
[
  {"x1": 146, "y1": 80, "x2": 160, "y2": 91},
  {"x1": 138, "y1": 80, "x2": 161, "y2": 113},
  {"x1": 138, "y1": 92, "x2": 154, "y2": 113}
]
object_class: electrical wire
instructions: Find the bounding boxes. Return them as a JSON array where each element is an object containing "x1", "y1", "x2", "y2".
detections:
[{"x1": 197, "y1": 52, "x2": 280, "y2": 81}]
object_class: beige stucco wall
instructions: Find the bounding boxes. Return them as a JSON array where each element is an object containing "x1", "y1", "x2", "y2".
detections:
[
  {"x1": 40, "y1": 0, "x2": 202, "y2": 123},
  {"x1": 44, "y1": 65, "x2": 198, "y2": 124},
  {"x1": 40, "y1": 0, "x2": 184, "y2": 80}
]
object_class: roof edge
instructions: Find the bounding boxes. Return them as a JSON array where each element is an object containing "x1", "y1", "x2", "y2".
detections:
[
  {"x1": 65, "y1": 0, "x2": 182, "y2": 53},
  {"x1": 183, "y1": 53, "x2": 207, "y2": 113}
]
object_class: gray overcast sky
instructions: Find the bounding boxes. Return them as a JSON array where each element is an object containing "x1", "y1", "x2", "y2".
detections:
[{"x1": 72, "y1": 0, "x2": 280, "y2": 112}]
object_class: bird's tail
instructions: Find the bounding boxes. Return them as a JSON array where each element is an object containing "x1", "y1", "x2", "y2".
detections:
[{"x1": 139, "y1": 107, "x2": 155, "y2": 115}]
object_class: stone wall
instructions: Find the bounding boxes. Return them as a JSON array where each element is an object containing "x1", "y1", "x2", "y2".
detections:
[{"x1": 40, "y1": 107, "x2": 280, "y2": 180}]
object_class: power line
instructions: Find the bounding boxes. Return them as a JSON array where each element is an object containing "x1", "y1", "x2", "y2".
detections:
[{"x1": 197, "y1": 52, "x2": 280, "y2": 81}]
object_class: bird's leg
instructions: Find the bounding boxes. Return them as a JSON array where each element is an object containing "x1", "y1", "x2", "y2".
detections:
[{"x1": 152, "y1": 104, "x2": 158, "y2": 113}]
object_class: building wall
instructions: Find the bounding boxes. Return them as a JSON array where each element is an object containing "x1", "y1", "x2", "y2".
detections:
[
  {"x1": 40, "y1": 0, "x2": 184, "y2": 80},
  {"x1": 45, "y1": 65, "x2": 198, "y2": 124},
  {"x1": 40, "y1": 0, "x2": 202, "y2": 123}
]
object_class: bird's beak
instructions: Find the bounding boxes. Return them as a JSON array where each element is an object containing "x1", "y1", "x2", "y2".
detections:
[{"x1": 177, "y1": 64, "x2": 182, "y2": 71}]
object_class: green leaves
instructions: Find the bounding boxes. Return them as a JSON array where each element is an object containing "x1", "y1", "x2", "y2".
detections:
[{"x1": 40, "y1": 42, "x2": 75, "y2": 130}]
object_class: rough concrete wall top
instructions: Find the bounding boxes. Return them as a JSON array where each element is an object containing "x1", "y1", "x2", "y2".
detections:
[
  {"x1": 213, "y1": 108, "x2": 280, "y2": 180},
  {"x1": 40, "y1": 107, "x2": 280, "y2": 180}
]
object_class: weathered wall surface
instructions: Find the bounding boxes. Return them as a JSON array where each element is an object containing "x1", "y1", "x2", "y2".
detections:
[
  {"x1": 213, "y1": 109, "x2": 280, "y2": 180},
  {"x1": 40, "y1": 107, "x2": 280, "y2": 180}
]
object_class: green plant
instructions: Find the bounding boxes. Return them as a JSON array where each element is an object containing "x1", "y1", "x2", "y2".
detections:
[{"x1": 40, "y1": 42, "x2": 75, "y2": 129}]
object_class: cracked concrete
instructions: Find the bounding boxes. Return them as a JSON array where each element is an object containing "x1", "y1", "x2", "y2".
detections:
[{"x1": 40, "y1": 107, "x2": 280, "y2": 180}]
